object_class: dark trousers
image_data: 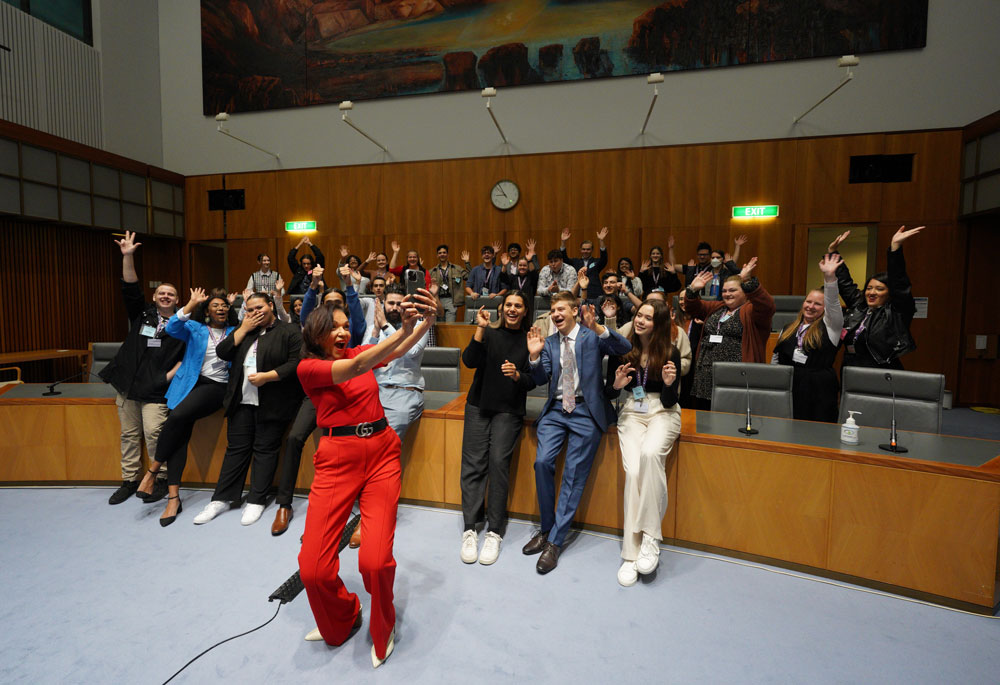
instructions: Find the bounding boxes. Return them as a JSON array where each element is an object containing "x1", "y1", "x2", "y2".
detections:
[
  {"x1": 276, "y1": 397, "x2": 318, "y2": 507},
  {"x1": 155, "y1": 377, "x2": 227, "y2": 487},
  {"x1": 534, "y1": 403, "x2": 603, "y2": 547},
  {"x1": 212, "y1": 404, "x2": 290, "y2": 505},
  {"x1": 459, "y1": 403, "x2": 523, "y2": 537}
]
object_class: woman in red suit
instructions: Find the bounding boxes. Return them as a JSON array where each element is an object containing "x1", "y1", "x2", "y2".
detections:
[{"x1": 296, "y1": 291, "x2": 435, "y2": 669}]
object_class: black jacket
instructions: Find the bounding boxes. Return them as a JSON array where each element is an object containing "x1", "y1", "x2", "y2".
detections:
[
  {"x1": 99, "y1": 280, "x2": 185, "y2": 403},
  {"x1": 287, "y1": 245, "x2": 326, "y2": 295},
  {"x1": 561, "y1": 247, "x2": 608, "y2": 300},
  {"x1": 835, "y1": 247, "x2": 916, "y2": 367},
  {"x1": 216, "y1": 320, "x2": 304, "y2": 422}
]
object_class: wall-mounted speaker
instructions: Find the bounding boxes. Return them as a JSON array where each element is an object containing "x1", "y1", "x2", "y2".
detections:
[
  {"x1": 849, "y1": 154, "x2": 914, "y2": 184},
  {"x1": 208, "y1": 189, "x2": 245, "y2": 211}
]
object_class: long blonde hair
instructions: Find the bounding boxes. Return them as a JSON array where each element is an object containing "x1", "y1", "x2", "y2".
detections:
[{"x1": 776, "y1": 289, "x2": 825, "y2": 351}]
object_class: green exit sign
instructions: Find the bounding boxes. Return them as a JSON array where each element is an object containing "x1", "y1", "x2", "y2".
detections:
[
  {"x1": 285, "y1": 221, "x2": 317, "y2": 232},
  {"x1": 732, "y1": 205, "x2": 779, "y2": 218}
]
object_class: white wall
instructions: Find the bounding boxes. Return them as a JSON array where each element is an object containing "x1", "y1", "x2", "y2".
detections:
[
  {"x1": 95, "y1": 0, "x2": 163, "y2": 166},
  {"x1": 157, "y1": 0, "x2": 1000, "y2": 177}
]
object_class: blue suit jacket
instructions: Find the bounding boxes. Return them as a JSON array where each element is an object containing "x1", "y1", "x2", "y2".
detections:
[
  {"x1": 163, "y1": 315, "x2": 235, "y2": 410},
  {"x1": 530, "y1": 325, "x2": 631, "y2": 431}
]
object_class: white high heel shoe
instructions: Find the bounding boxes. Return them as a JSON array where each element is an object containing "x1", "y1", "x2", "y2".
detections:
[{"x1": 371, "y1": 627, "x2": 395, "y2": 668}]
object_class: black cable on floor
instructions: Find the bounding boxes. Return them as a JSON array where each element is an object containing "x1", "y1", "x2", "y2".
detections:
[{"x1": 161, "y1": 603, "x2": 282, "y2": 685}]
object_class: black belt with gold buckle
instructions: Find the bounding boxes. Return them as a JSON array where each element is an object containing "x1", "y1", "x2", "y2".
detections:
[{"x1": 321, "y1": 417, "x2": 388, "y2": 438}]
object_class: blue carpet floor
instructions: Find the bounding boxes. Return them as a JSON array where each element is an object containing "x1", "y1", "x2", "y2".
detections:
[{"x1": 1, "y1": 487, "x2": 999, "y2": 684}]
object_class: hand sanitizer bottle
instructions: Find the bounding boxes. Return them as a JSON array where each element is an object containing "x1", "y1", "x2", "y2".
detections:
[{"x1": 841, "y1": 411, "x2": 861, "y2": 445}]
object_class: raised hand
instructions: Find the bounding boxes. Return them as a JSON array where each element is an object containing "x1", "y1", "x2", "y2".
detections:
[
  {"x1": 188, "y1": 287, "x2": 209, "y2": 308},
  {"x1": 338, "y1": 264, "x2": 351, "y2": 281},
  {"x1": 596, "y1": 226, "x2": 609, "y2": 242},
  {"x1": 460, "y1": 250, "x2": 470, "y2": 263},
  {"x1": 340, "y1": 245, "x2": 349, "y2": 258},
  {"x1": 661, "y1": 361, "x2": 677, "y2": 386},
  {"x1": 243, "y1": 287, "x2": 253, "y2": 302},
  {"x1": 667, "y1": 235, "x2": 675, "y2": 249},
  {"x1": 622, "y1": 265, "x2": 635, "y2": 279},
  {"x1": 275, "y1": 276, "x2": 285, "y2": 292},
  {"x1": 613, "y1": 363, "x2": 634, "y2": 390},
  {"x1": 601, "y1": 301, "x2": 617, "y2": 320},
  {"x1": 373, "y1": 298, "x2": 386, "y2": 329},
  {"x1": 561, "y1": 227, "x2": 572, "y2": 243},
  {"x1": 410, "y1": 288, "x2": 438, "y2": 319},
  {"x1": 296, "y1": 237, "x2": 308, "y2": 248},
  {"x1": 114, "y1": 229, "x2": 141, "y2": 255},
  {"x1": 688, "y1": 270, "x2": 713, "y2": 292},
  {"x1": 827, "y1": 230, "x2": 851, "y2": 254},
  {"x1": 525, "y1": 238, "x2": 536, "y2": 257},
  {"x1": 739, "y1": 256, "x2": 758, "y2": 281},
  {"x1": 891, "y1": 225, "x2": 924, "y2": 251},
  {"x1": 734, "y1": 233, "x2": 749, "y2": 247},
  {"x1": 724, "y1": 252, "x2": 732, "y2": 262},
  {"x1": 640, "y1": 259, "x2": 652, "y2": 272},
  {"x1": 400, "y1": 301, "x2": 419, "y2": 333},
  {"x1": 580, "y1": 303, "x2": 598, "y2": 330},
  {"x1": 500, "y1": 252, "x2": 510, "y2": 266},
  {"x1": 664, "y1": 261, "x2": 676, "y2": 273},
  {"x1": 391, "y1": 240, "x2": 401, "y2": 253},
  {"x1": 491, "y1": 240, "x2": 502, "y2": 255},
  {"x1": 577, "y1": 269, "x2": 589, "y2": 291},
  {"x1": 818, "y1": 253, "x2": 843, "y2": 280},
  {"x1": 310, "y1": 265, "x2": 324, "y2": 289},
  {"x1": 303, "y1": 237, "x2": 312, "y2": 247},
  {"x1": 526, "y1": 326, "x2": 545, "y2": 359},
  {"x1": 226, "y1": 291, "x2": 238, "y2": 305},
  {"x1": 687, "y1": 258, "x2": 695, "y2": 267},
  {"x1": 476, "y1": 306, "x2": 491, "y2": 328}
]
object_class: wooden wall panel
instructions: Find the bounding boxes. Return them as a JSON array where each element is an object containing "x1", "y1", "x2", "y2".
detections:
[
  {"x1": 226, "y1": 238, "x2": 278, "y2": 296},
  {"x1": 829, "y1": 461, "x2": 1000, "y2": 605},
  {"x1": 882, "y1": 131, "x2": 962, "y2": 224},
  {"x1": 676, "y1": 443, "x2": 832, "y2": 568},
  {"x1": 568, "y1": 148, "x2": 644, "y2": 233},
  {"x1": 959, "y1": 216, "x2": 1000, "y2": 405},
  {"x1": 504, "y1": 152, "x2": 576, "y2": 234},
  {"x1": 138, "y1": 236, "x2": 185, "y2": 299},
  {"x1": 438, "y1": 156, "x2": 506, "y2": 235},
  {"x1": 329, "y1": 164, "x2": 386, "y2": 237},
  {"x1": 183, "y1": 174, "x2": 224, "y2": 240},
  {"x1": 65, "y1": 406, "x2": 121, "y2": 480},
  {"x1": 224, "y1": 172, "x2": 277, "y2": 239},
  {"x1": 642, "y1": 144, "x2": 718, "y2": 229},
  {"x1": 794, "y1": 135, "x2": 884, "y2": 224},
  {"x1": 379, "y1": 160, "x2": 444, "y2": 236}
]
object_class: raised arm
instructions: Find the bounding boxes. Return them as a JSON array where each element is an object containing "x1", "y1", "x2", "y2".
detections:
[
  {"x1": 388, "y1": 240, "x2": 400, "y2": 269},
  {"x1": 114, "y1": 230, "x2": 146, "y2": 319},
  {"x1": 594, "y1": 227, "x2": 609, "y2": 270},
  {"x1": 731, "y1": 233, "x2": 748, "y2": 265},
  {"x1": 818, "y1": 253, "x2": 845, "y2": 345}
]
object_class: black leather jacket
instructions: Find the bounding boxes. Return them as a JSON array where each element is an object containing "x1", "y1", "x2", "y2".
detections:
[{"x1": 834, "y1": 247, "x2": 916, "y2": 366}]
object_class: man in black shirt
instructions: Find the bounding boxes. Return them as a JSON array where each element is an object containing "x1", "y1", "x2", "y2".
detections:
[
  {"x1": 559, "y1": 227, "x2": 609, "y2": 300},
  {"x1": 101, "y1": 231, "x2": 185, "y2": 505}
]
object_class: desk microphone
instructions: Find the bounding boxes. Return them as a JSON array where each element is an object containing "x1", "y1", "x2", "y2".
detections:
[
  {"x1": 738, "y1": 369, "x2": 758, "y2": 435},
  {"x1": 43, "y1": 370, "x2": 100, "y2": 396},
  {"x1": 878, "y1": 372, "x2": 907, "y2": 453}
]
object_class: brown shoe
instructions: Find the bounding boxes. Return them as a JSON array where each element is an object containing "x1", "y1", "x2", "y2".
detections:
[
  {"x1": 349, "y1": 524, "x2": 361, "y2": 549},
  {"x1": 535, "y1": 542, "x2": 560, "y2": 574},
  {"x1": 271, "y1": 507, "x2": 292, "y2": 536},
  {"x1": 522, "y1": 531, "x2": 548, "y2": 555}
]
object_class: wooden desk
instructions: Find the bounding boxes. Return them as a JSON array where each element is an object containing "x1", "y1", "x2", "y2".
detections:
[
  {"x1": 3, "y1": 385, "x2": 998, "y2": 610},
  {"x1": 0, "y1": 349, "x2": 89, "y2": 379}
]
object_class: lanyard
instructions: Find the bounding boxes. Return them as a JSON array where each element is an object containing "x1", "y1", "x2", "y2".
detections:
[
  {"x1": 795, "y1": 322, "x2": 809, "y2": 349},
  {"x1": 855, "y1": 311, "x2": 872, "y2": 338},
  {"x1": 717, "y1": 305, "x2": 742, "y2": 334},
  {"x1": 651, "y1": 268, "x2": 660, "y2": 285},
  {"x1": 439, "y1": 265, "x2": 449, "y2": 281},
  {"x1": 517, "y1": 275, "x2": 527, "y2": 290},
  {"x1": 637, "y1": 363, "x2": 649, "y2": 389}
]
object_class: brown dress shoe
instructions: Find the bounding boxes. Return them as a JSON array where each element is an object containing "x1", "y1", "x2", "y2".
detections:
[
  {"x1": 522, "y1": 531, "x2": 548, "y2": 555},
  {"x1": 536, "y1": 542, "x2": 560, "y2": 574},
  {"x1": 271, "y1": 507, "x2": 292, "y2": 536},
  {"x1": 349, "y1": 524, "x2": 361, "y2": 549}
]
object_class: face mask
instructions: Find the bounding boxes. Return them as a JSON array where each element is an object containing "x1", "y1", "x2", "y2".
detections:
[{"x1": 710, "y1": 258, "x2": 722, "y2": 268}]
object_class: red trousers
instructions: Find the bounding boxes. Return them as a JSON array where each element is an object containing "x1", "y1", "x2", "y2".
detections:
[{"x1": 298, "y1": 428, "x2": 401, "y2": 659}]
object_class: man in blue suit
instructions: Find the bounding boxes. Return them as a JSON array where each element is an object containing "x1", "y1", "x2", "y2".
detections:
[{"x1": 524, "y1": 290, "x2": 631, "y2": 573}]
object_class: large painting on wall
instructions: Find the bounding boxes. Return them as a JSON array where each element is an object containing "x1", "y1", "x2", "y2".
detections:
[{"x1": 201, "y1": 0, "x2": 928, "y2": 115}]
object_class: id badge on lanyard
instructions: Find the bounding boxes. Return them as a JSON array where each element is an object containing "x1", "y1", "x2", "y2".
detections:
[{"x1": 632, "y1": 365, "x2": 649, "y2": 412}]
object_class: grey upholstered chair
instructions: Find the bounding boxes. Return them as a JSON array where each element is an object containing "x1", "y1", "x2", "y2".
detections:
[
  {"x1": 88, "y1": 342, "x2": 122, "y2": 380},
  {"x1": 771, "y1": 295, "x2": 805, "y2": 333},
  {"x1": 711, "y1": 362, "x2": 793, "y2": 419},
  {"x1": 838, "y1": 367, "x2": 944, "y2": 434},
  {"x1": 420, "y1": 347, "x2": 460, "y2": 392}
]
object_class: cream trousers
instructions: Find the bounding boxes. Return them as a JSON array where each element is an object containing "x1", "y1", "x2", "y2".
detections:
[
  {"x1": 115, "y1": 393, "x2": 169, "y2": 481},
  {"x1": 616, "y1": 395, "x2": 681, "y2": 561}
]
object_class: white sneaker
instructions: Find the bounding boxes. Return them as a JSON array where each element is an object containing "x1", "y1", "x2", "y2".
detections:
[
  {"x1": 241, "y1": 503, "x2": 265, "y2": 526},
  {"x1": 304, "y1": 628, "x2": 323, "y2": 641},
  {"x1": 478, "y1": 532, "x2": 502, "y2": 565},
  {"x1": 636, "y1": 533, "x2": 660, "y2": 575},
  {"x1": 617, "y1": 560, "x2": 638, "y2": 587},
  {"x1": 193, "y1": 500, "x2": 229, "y2": 525},
  {"x1": 460, "y1": 530, "x2": 479, "y2": 564},
  {"x1": 371, "y1": 627, "x2": 395, "y2": 668}
]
